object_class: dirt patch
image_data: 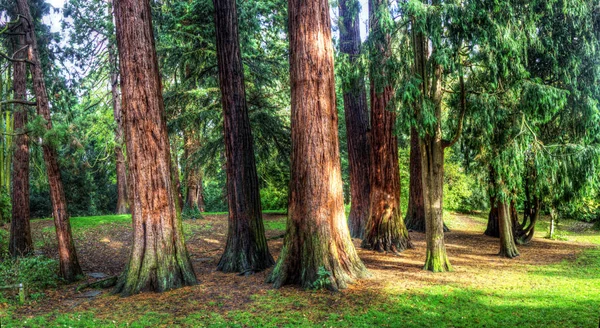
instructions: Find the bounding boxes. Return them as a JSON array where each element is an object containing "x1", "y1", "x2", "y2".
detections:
[{"x1": 9, "y1": 213, "x2": 593, "y2": 321}]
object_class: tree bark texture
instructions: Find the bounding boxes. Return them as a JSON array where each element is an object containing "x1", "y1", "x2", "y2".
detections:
[
  {"x1": 339, "y1": 0, "x2": 371, "y2": 239},
  {"x1": 108, "y1": 28, "x2": 129, "y2": 215},
  {"x1": 113, "y1": 0, "x2": 197, "y2": 295},
  {"x1": 412, "y1": 13, "x2": 452, "y2": 272},
  {"x1": 183, "y1": 131, "x2": 205, "y2": 212},
  {"x1": 17, "y1": 0, "x2": 83, "y2": 281},
  {"x1": 267, "y1": 0, "x2": 368, "y2": 290},
  {"x1": 213, "y1": 0, "x2": 274, "y2": 274},
  {"x1": 406, "y1": 128, "x2": 450, "y2": 233},
  {"x1": 485, "y1": 195, "x2": 500, "y2": 237},
  {"x1": 498, "y1": 200, "x2": 519, "y2": 258},
  {"x1": 9, "y1": 23, "x2": 32, "y2": 257},
  {"x1": 170, "y1": 140, "x2": 184, "y2": 211},
  {"x1": 362, "y1": 0, "x2": 411, "y2": 253}
]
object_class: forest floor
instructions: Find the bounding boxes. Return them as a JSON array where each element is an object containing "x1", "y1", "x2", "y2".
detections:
[{"x1": 1, "y1": 211, "x2": 599, "y2": 327}]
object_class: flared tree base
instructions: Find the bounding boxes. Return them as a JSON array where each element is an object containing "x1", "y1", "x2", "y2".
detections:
[
  {"x1": 423, "y1": 249, "x2": 453, "y2": 272},
  {"x1": 217, "y1": 245, "x2": 275, "y2": 275}
]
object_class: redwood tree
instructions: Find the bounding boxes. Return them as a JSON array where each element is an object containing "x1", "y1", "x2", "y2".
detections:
[
  {"x1": 16, "y1": 0, "x2": 83, "y2": 281},
  {"x1": 362, "y1": 0, "x2": 411, "y2": 253},
  {"x1": 213, "y1": 0, "x2": 274, "y2": 274},
  {"x1": 8, "y1": 20, "x2": 32, "y2": 257},
  {"x1": 339, "y1": 0, "x2": 371, "y2": 239},
  {"x1": 267, "y1": 0, "x2": 368, "y2": 290},
  {"x1": 184, "y1": 131, "x2": 205, "y2": 212},
  {"x1": 113, "y1": 0, "x2": 197, "y2": 295}
]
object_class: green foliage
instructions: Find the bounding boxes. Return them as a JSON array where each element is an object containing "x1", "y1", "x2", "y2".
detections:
[
  {"x1": 181, "y1": 206, "x2": 203, "y2": 221},
  {"x1": 310, "y1": 266, "x2": 333, "y2": 290},
  {"x1": 0, "y1": 228, "x2": 9, "y2": 260},
  {"x1": 0, "y1": 187, "x2": 10, "y2": 223},
  {"x1": 0, "y1": 256, "x2": 59, "y2": 295}
]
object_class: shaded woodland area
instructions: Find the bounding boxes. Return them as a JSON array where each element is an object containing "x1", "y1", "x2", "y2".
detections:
[{"x1": 0, "y1": 0, "x2": 599, "y2": 326}]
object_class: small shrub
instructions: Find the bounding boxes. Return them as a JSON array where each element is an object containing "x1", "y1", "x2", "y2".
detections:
[
  {"x1": 0, "y1": 256, "x2": 59, "y2": 292},
  {"x1": 181, "y1": 206, "x2": 203, "y2": 220},
  {"x1": 0, "y1": 228, "x2": 9, "y2": 260},
  {"x1": 0, "y1": 187, "x2": 10, "y2": 223},
  {"x1": 311, "y1": 266, "x2": 332, "y2": 290}
]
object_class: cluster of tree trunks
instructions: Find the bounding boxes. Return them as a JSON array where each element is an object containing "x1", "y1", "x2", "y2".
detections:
[
  {"x1": 338, "y1": 0, "x2": 371, "y2": 239},
  {"x1": 8, "y1": 20, "x2": 32, "y2": 257},
  {"x1": 361, "y1": 0, "x2": 412, "y2": 253},
  {"x1": 212, "y1": 0, "x2": 274, "y2": 274},
  {"x1": 16, "y1": 0, "x2": 83, "y2": 281},
  {"x1": 113, "y1": 0, "x2": 197, "y2": 295},
  {"x1": 267, "y1": 0, "x2": 368, "y2": 290}
]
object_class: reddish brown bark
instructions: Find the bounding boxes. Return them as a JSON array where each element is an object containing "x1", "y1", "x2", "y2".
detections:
[
  {"x1": 362, "y1": 0, "x2": 411, "y2": 253},
  {"x1": 339, "y1": 0, "x2": 371, "y2": 239},
  {"x1": 113, "y1": 0, "x2": 197, "y2": 295},
  {"x1": 267, "y1": 0, "x2": 368, "y2": 290},
  {"x1": 17, "y1": 0, "x2": 83, "y2": 281},
  {"x1": 213, "y1": 0, "x2": 274, "y2": 273},
  {"x1": 171, "y1": 140, "x2": 184, "y2": 211},
  {"x1": 183, "y1": 131, "x2": 205, "y2": 212},
  {"x1": 108, "y1": 28, "x2": 129, "y2": 215},
  {"x1": 9, "y1": 22, "x2": 32, "y2": 257}
]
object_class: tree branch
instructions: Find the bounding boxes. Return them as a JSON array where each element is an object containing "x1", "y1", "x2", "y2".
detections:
[
  {"x1": 443, "y1": 70, "x2": 467, "y2": 149},
  {"x1": 0, "y1": 99, "x2": 37, "y2": 107},
  {"x1": 0, "y1": 50, "x2": 35, "y2": 65}
]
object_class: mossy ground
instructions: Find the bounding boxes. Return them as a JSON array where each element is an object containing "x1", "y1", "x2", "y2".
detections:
[{"x1": 1, "y1": 211, "x2": 598, "y2": 327}]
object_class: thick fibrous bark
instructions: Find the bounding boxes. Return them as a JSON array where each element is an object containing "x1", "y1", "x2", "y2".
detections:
[
  {"x1": 498, "y1": 201, "x2": 519, "y2": 258},
  {"x1": 267, "y1": 0, "x2": 368, "y2": 290},
  {"x1": 9, "y1": 24, "x2": 32, "y2": 257},
  {"x1": 339, "y1": 0, "x2": 371, "y2": 239},
  {"x1": 113, "y1": 0, "x2": 197, "y2": 295},
  {"x1": 485, "y1": 196, "x2": 500, "y2": 237},
  {"x1": 17, "y1": 0, "x2": 83, "y2": 281},
  {"x1": 213, "y1": 0, "x2": 274, "y2": 274},
  {"x1": 108, "y1": 27, "x2": 129, "y2": 215},
  {"x1": 362, "y1": 0, "x2": 411, "y2": 253}
]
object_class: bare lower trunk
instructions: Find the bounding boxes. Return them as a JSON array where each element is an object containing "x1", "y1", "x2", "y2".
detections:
[
  {"x1": 213, "y1": 0, "x2": 273, "y2": 273},
  {"x1": 171, "y1": 140, "x2": 184, "y2": 211},
  {"x1": 498, "y1": 200, "x2": 519, "y2": 258},
  {"x1": 183, "y1": 131, "x2": 204, "y2": 212},
  {"x1": 485, "y1": 196, "x2": 500, "y2": 237},
  {"x1": 339, "y1": 0, "x2": 370, "y2": 239},
  {"x1": 17, "y1": 0, "x2": 83, "y2": 281},
  {"x1": 422, "y1": 135, "x2": 452, "y2": 272},
  {"x1": 113, "y1": 0, "x2": 197, "y2": 295},
  {"x1": 9, "y1": 26, "x2": 32, "y2": 257},
  {"x1": 267, "y1": 0, "x2": 368, "y2": 290}
]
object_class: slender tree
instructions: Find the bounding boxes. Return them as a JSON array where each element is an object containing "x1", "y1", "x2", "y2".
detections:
[
  {"x1": 16, "y1": 0, "x2": 83, "y2": 281},
  {"x1": 8, "y1": 19, "x2": 32, "y2": 257},
  {"x1": 338, "y1": 0, "x2": 371, "y2": 239},
  {"x1": 107, "y1": 17, "x2": 129, "y2": 215},
  {"x1": 362, "y1": 0, "x2": 411, "y2": 253},
  {"x1": 184, "y1": 130, "x2": 205, "y2": 212},
  {"x1": 267, "y1": 0, "x2": 368, "y2": 290},
  {"x1": 213, "y1": 0, "x2": 274, "y2": 274},
  {"x1": 113, "y1": 0, "x2": 197, "y2": 295}
]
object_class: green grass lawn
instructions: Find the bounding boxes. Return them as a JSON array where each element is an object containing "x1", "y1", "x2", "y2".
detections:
[{"x1": 2, "y1": 212, "x2": 599, "y2": 327}]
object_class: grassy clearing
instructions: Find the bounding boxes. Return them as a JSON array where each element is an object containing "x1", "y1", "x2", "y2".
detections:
[{"x1": 1, "y1": 212, "x2": 598, "y2": 327}]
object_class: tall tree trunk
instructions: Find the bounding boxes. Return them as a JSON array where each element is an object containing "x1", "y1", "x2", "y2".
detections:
[
  {"x1": 485, "y1": 195, "x2": 500, "y2": 237},
  {"x1": 339, "y1": 0, "x2": 371, "y2": 239},
  {"x1": 267, "y1": 0, "x2": 368, "y2": 290},
  {"x1": 213, "y1": 0, "x2": 274, "y2": 274},
  {"x1": 406, "y1": 128, "x2": 450, "y2": 233},
  {"x1": 405, "y1": 128, "x2": 425, "y2": 232},
  {"x1": 17, "y1": 0, "x2": 83, "y2": 281},
  {"x1": 412, "y1": 12, "x2": 452, "y2": 272},
  {"x1": 108, "y1": 22, "x2": 129, "y2": 215},
  {"x1": 183, "y1": 131, "x2": 204, "y2": 212},
  {"x1": 498, "y1": 200, "x2": 519, "y2": 258},
  {"x1": 9, "y1": 25, "x2": 32, "y2": 257},
  {"x1": 113, "y1": 0, "x2": 197, "y2": 295},
  {"x1": 170, "y1": 139, "x2": 184, "y2": 211},
  {"x1": 362, "y1": 0, "x2": 411, "y2": 253},
  {"x1": 484, "y1": 166, "x2": 500, "y2": 237}
]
